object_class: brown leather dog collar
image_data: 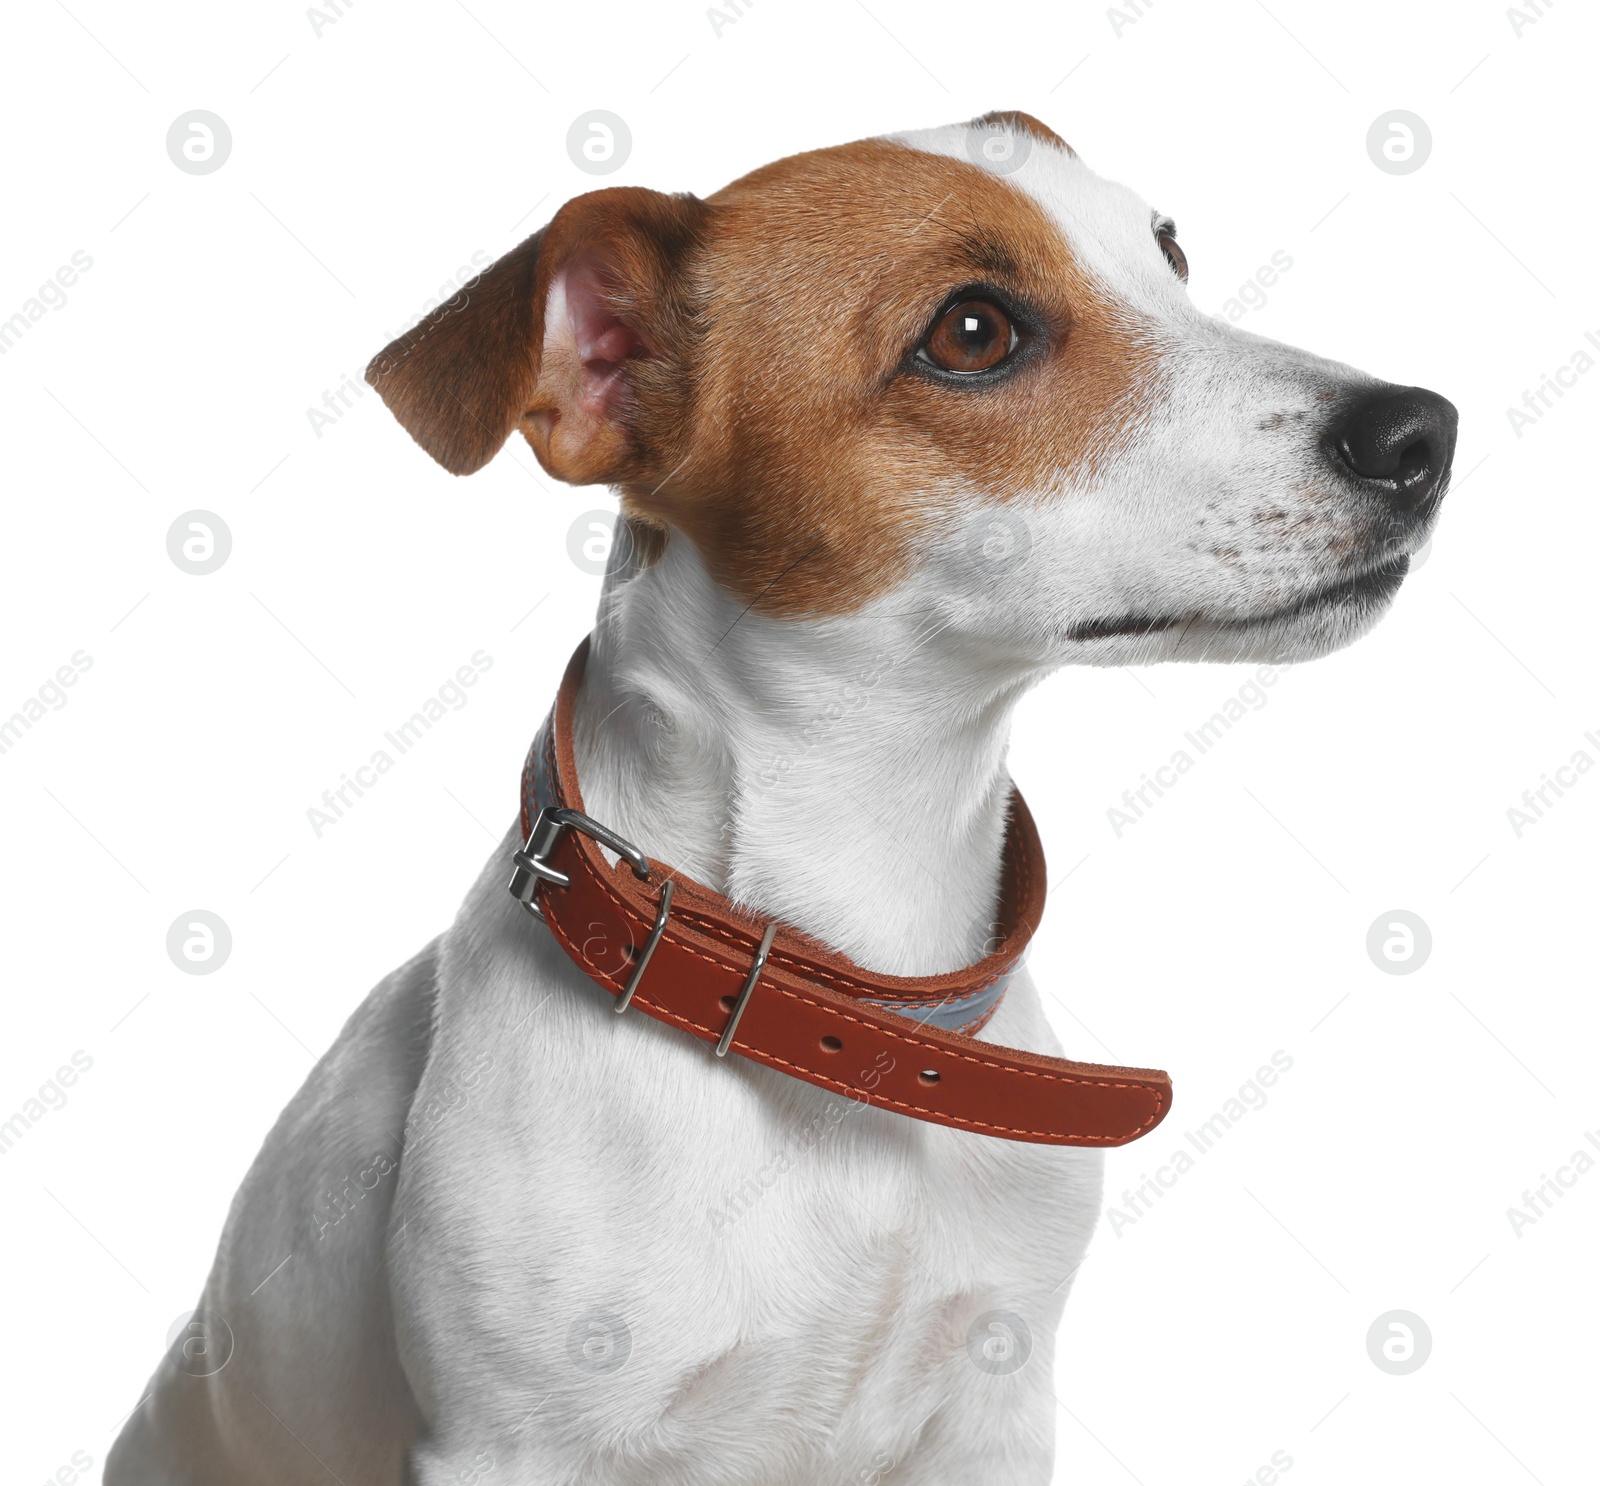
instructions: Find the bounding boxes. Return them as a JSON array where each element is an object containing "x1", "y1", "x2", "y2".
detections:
[{"x1": 509, "y1": 640, "x2": 1171, "y2": 1146}]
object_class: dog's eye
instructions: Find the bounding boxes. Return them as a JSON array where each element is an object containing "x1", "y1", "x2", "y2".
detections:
[
  {"x1": 1157, "y1": 229, "x2": 1189, "y2": 283},
  {"x1": 921, "y1": 300, "x2": 1016, "y2": 374}
]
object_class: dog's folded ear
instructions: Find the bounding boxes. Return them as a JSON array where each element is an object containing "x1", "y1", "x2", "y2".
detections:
[
  {"x1": 365, "y1": 228, "x2": 546, "y2": 477},
  {"x1": 366, "y1": 188, "x2": 707, "y2": 482}
]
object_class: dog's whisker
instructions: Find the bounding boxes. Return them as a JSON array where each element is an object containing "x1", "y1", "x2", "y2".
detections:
[{"x1": 696, "y1": 536, "x2": 828, "y2": 668}]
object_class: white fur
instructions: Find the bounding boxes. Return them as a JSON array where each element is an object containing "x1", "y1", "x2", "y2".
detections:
[
  {"x1": 895, "y1": 122, "x2": 1405, "y2": 670},
  {"x1": 107, "y1": 122, "x2": 1431, "y2": 1486}
]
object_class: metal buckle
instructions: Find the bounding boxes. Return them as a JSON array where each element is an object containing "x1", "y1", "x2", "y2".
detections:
[
  {"x1": 509, "y1": 806, "x2": 776, "y2": 1053},
  {"x1": 508, "y1": 806, "x2": 651, "y2": 922}
]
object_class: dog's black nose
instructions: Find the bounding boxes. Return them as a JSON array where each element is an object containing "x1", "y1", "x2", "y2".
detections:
[{"x1": 1329, "y1": 385, "x2": 1458, "y2": 516}]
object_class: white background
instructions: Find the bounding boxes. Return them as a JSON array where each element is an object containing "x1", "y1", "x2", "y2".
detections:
[{"x1": 2, "y1": 0, "x2": 1595, "y2": 1481}]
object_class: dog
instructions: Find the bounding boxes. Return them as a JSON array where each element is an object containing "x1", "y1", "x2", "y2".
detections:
[{"x1": 107, "y1": 111, "x2": 1455, "y2": 1485}]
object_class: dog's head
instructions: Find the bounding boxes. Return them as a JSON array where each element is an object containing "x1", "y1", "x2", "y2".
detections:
[{"x1": 368, "y1": 112, "x2": 1455, "y2": 667}]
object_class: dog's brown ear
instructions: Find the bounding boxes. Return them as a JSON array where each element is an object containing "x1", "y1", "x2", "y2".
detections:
[
  {"x1": 366, "y1": 188, "x2": 707, "y2": 482},
  {"x1": 365, "y1": 230, "x2": 545, "y2": 476}
]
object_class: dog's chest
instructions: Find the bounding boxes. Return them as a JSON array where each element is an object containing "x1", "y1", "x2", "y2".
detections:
[
  {"x1": 635, "y1": 1143, "x2": 1064, "y2": 1471},
  {"x1": 398, "y1": 939, "x2": 1100, "y2": 1481}
]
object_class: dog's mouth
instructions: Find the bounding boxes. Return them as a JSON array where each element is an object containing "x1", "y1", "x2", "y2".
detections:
[{"x1": 1065, "y1": 555, "x2": 1411, "y2": 644}]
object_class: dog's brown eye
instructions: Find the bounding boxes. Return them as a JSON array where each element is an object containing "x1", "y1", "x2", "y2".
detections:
[
  {"x1": 922, "y1": 300, "x2": 1015, "y2": 374},
  {"x1": 1158, "y1": 230, "x2": 1188, "y2": 282}
]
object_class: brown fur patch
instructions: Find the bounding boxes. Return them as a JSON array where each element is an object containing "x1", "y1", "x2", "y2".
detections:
[
  {"x1": 619, "y1": 139, "x2": 1157, "y2": 615},
  {"x1": 367, "y1": 130, "x2": 1156, "y2": 617}
]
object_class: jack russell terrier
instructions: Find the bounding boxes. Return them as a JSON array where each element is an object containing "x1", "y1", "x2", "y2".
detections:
[{"x1": 109, "y1": 112, "x2": 1455, "y2": 1485}]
